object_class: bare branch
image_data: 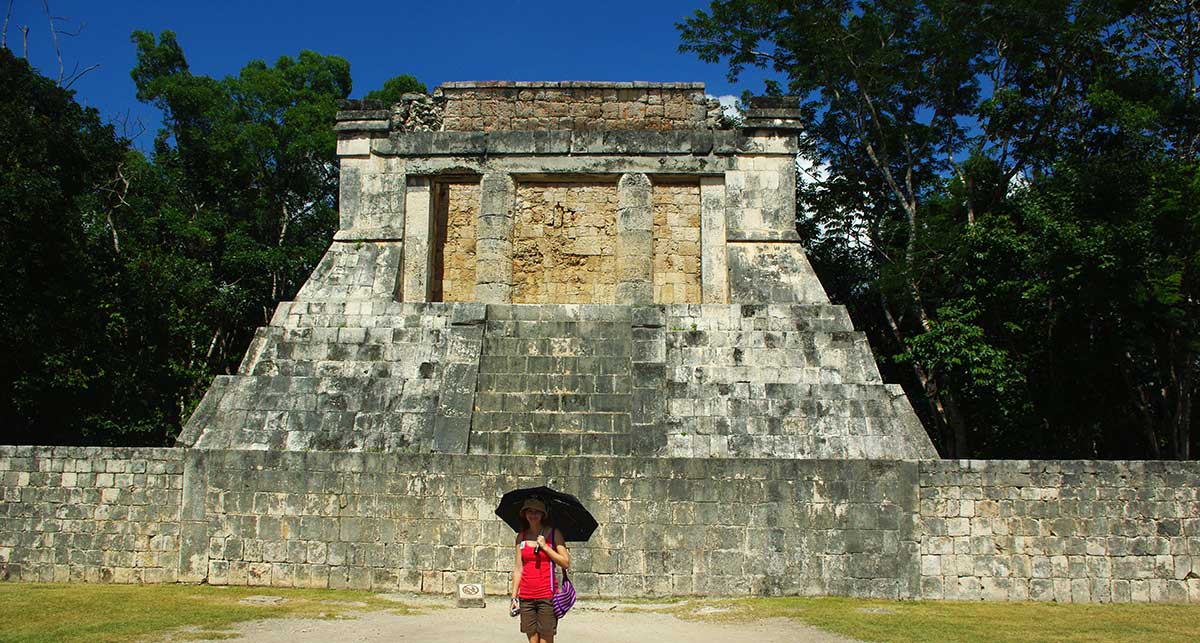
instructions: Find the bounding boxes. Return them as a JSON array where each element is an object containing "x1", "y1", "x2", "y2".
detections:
[
  {"x1": 20, "y1": 24, "x2": 27, "y2": 58},
  {"x1": 2, "y1": 0, "x2": 13, "y2": 49},
  {"x1": 42, "y1": 0, "x2": 64, "y2": 83},
  {"x1": 62, "y1": 62, "x2": 99, "y2": 89}
]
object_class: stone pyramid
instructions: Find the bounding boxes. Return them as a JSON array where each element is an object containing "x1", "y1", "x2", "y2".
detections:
[{"x1": 179, "y1": 81, "x2": 936, "y2": 460}]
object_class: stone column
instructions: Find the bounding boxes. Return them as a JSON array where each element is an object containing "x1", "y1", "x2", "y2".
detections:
[
  {"x1": 700, "y1": 176, "x2": 729, "y2": 303},
  {"x1": 615, "y1": 173, "x2": 653, "y2": 304},
  {"x1": 401, "y1": 177, "x2": 432, "y2": 301},
  {"x1": 474, "y1": 172, "x2": 515, "y2": 303}
]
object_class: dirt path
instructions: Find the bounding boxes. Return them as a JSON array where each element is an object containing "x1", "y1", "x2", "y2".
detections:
[{"x1": 183, "y1": 597, "x2": 866, "y2": 643}]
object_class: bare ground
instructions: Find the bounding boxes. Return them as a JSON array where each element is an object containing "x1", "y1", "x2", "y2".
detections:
[{"x1": 175, "y1": 596, "x2": 866, "y2": 643}]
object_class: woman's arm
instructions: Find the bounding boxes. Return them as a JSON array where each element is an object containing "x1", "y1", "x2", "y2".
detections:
[
  {"x1": 537, "y1": 529, "x2": 570, "y2": 569},
  {"x1": 511, "y1": 538, "x2": 523, "y2": 598}
]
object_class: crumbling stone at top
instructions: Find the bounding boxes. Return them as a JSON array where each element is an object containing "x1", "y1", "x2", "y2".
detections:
[
  {"x1": 743, "y1": 96, "x2": 804, "y2": 130},
  {"x1": 336, "y1": 93, "x2": 443, "y2": 134},
  {"x1": 335, "y1": 82, "x2": 731, "y2": 137},
  {"x1": 436, "y1": 81, "x2": 725, "y2": 131}
]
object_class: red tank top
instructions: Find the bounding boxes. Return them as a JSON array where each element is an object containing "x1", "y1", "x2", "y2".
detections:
[{"x1": 517, "y1": 529, "x2": 555, "y2": 599}]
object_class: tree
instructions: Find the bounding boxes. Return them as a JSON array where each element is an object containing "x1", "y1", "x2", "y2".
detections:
[
  {"x1": 129, "y1": 30, "x2": 352, "y2": 411},
  {"x1": 680, "y1": 1, "x2": 1197, "y2": 458},
  {"x1": 0, "y1": 47, "x2": 151, "y2": 444},
  {"x1": 365, "y1": 74, "x2": 427, "y2": 103}
]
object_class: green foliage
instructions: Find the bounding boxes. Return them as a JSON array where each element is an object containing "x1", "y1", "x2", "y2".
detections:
[
  {"x1": 682, "y1": 0, "x2": 1200, "y2": 458},
  {"x1": 1, "y1": 31, "x2": 419, "y2": 445},
  {"x1": 364, "y1": 74, "x2": 427, "y2": 103},
  {"x1": 0, "y1": 48, "x2": 140, "y2": 444}
]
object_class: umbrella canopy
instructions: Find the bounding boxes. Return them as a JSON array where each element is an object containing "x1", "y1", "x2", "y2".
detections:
[{"x1": 495, "y1": 486, "x2": 598, "y2": 542}]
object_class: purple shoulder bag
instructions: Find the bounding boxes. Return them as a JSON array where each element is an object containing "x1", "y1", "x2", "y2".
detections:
[{"x1": 548, "y1": 530, "x2": 576, "y2": 618}]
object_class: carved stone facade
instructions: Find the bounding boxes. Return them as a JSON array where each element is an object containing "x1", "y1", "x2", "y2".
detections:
[{"x1": 178, "y1": 81, "x2": 936, "y2": 461}]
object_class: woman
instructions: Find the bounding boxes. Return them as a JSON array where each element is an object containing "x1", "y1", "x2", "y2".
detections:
[{"x1": 510, "y1": 497, "x2": 570, "y2": 643}]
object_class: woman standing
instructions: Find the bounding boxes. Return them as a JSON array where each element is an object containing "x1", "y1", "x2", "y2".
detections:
[{"x1": 510, "y1": 497, "x2": 570, "y2": 643}]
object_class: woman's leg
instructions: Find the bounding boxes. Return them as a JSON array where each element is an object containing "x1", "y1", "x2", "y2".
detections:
[{"x1": 526, "y1": 634, "x2": 540, "y2": 643}]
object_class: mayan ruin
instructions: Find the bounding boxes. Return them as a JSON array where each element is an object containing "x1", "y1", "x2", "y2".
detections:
[{"x1": 3, "y1": 81, "x2": 1198, "y2": 606}]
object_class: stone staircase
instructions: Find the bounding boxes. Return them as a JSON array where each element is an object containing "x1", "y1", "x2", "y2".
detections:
[
  {"x1": 182, "y1": 302, "x2": 934, "y2": 460},
  {"x1": 469, "y1": 306, "x2": 637, "y2": 455}
]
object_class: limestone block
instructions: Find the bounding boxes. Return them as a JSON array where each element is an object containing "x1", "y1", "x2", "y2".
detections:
[
  {"x1": 512, "y1": 182, "x2": 619, "y2": 304},
  {"x1": 336, "y1": 135, "x2": 370, "y2": 157},
  {"x1": 616, "y1": 173, "x2": 653, "y2": 304},
  {"x1": 432, "y1": 181, "x2": 480, "y2": 303},
  {"x1": 727, "y1": 242, "x2": 828, "y2": 304},
  {"x1": 725, "y1": 155, "x2": 800, "y2": 241},
  {"x1": 402, "y1": 178, "x2": 433, "y2": 301},
  {"x1": 293, "y1": 241, "x2": 404, "y2": 302},
  {"x1": 700, "y1": 177, "x2": 729, "y2": 303},
  {"x1": 651, "y1": 181, "x2": 702, "y2": 304},
  {"x1": 475, "y1": 173, "x2": 515, "y2": 303}
]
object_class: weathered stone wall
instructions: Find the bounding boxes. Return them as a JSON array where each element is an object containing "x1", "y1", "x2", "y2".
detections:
[
  {"x1": 651, "y1": 182, "x2": 702, "y2": 304},
  {"x1": 0, "y1": 447, "x2": 183, "y2": 583},
  {"x1": 194, "y1": 453, "x2": 918, "y2": 598},
  {"x1": 918, "y1": 460, "x2": 1200, "y2": 603},
  {"x1": 512, "y1": 183, "x2": 619, "y2": 304},
  {"x1": 432, "y1": 181, "x2": 480, "y2": 303},
  {"x1": 183, "y1": 303, "x2": 934, "y2": 460},
  {"x1": 437, "y1": 82, "x2": 721, "y2": 132},
  {"x1": 3, "y1": 447, "x2": 1199, "y2": 603}
]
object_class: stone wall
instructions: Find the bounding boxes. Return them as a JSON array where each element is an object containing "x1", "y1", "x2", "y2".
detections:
[
  {"x1": 0, "y1": 447, "x2": 183, "y2": 583},
  {"x1": 918, "y1": 460, "x2": 1200, "y2": 603},
  {"x1": 652, "y1": 182, "x2": 702, "y2": 304},
  {"x1": 512, "y1": 183, "x2": 619, "y2": 304},
  {"x1": 3, "y1": 447, "x2": 1199, "y2": 603},
  {"x1": 436, "y1": 82, "x2": 721, "y2": 132},
  {"x1": 432, "y1": 181, "x2": 480, "y2": 303}
]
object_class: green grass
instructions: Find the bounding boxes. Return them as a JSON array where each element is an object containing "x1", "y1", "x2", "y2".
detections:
[
  {"x1": 0, "y1": 582, "x2": 431, "y2": 643},
  {"x1": 653, "y1": 596, "x2": 1200, "y2": 643}
]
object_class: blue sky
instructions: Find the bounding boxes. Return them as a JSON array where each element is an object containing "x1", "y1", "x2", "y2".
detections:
[{"x1": 5, "y1": 0, "x2": 772, "y2": 147}]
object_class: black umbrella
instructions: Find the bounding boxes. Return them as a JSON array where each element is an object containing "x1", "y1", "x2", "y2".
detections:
[{"x1": 495, "y1": 486, "x2": 598, "y2": 542}]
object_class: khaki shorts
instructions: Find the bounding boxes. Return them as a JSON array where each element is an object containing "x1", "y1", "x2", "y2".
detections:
[{"x1": 519, "y1": 598, "x2": 557, "y2": 636}]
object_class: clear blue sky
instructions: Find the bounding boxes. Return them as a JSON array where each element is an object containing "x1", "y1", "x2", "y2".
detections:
[{"x1": 5, "y1": 0, "x2": 772, "y2": 147}]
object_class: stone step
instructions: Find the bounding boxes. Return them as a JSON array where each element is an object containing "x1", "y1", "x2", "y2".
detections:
[
  {"x1": 209, "y1": 375, "x2": 439, "y2": 415},
  {"x1": 269, "y1": 301, "x2": 856, "y2": 330},
  {"x1": 467, "y1": 431, "x2": 636, "y2": 456},
  {"x1": 477, "y1": 355, "x2": 632, "y2": 375},
  {"x1": 470, "y1": 410, "x2": 631, "y2": 433},
  {"x1": 476, "y1": 373, "x2": 631, "y2": 394},
  {"x1": 480, "y1": 335, "x2": 630, "y2": 357},
  {"x1": 667, "y1": 382, "x2": 900, "y2": 401},
  {"x1": 664, "y1": 430, "x2": 928, "y2": 459}
]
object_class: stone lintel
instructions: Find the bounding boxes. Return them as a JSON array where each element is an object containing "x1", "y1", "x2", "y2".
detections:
[
  {"x1": 371, "y1": 130, "x2": 797, "y2": 158},
  {"x1": 396, "y1": 155, "x2": 736, "y2": 177},
  {"x1": 437, "y1": 80, "x2": 707, "y2": 91},
  {"x1": 333, "y1": 120, "x2": 390, "y2": 132}
]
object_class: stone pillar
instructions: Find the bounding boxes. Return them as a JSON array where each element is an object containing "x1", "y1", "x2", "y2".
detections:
[
  {"x1": 700, "y1": 176, "x2": 729, "y2": 303},
  {"x1": 474, "y1": 172, "x2": 515, "y2": 303},
  {"x1": 615, "y1": 173, "x2": 653, "y2": 304},
  {"x1": 401, "y1": 177, "x2": 432, "y2": 301}
]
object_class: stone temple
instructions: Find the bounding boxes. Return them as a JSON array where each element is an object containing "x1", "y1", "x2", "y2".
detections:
[
  {"x1": 7, "y1": 82, "x2": 1196, "y2": 604},
  {"x1": 178, "y1": 81, "x2": 936, "y2": 461}
]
